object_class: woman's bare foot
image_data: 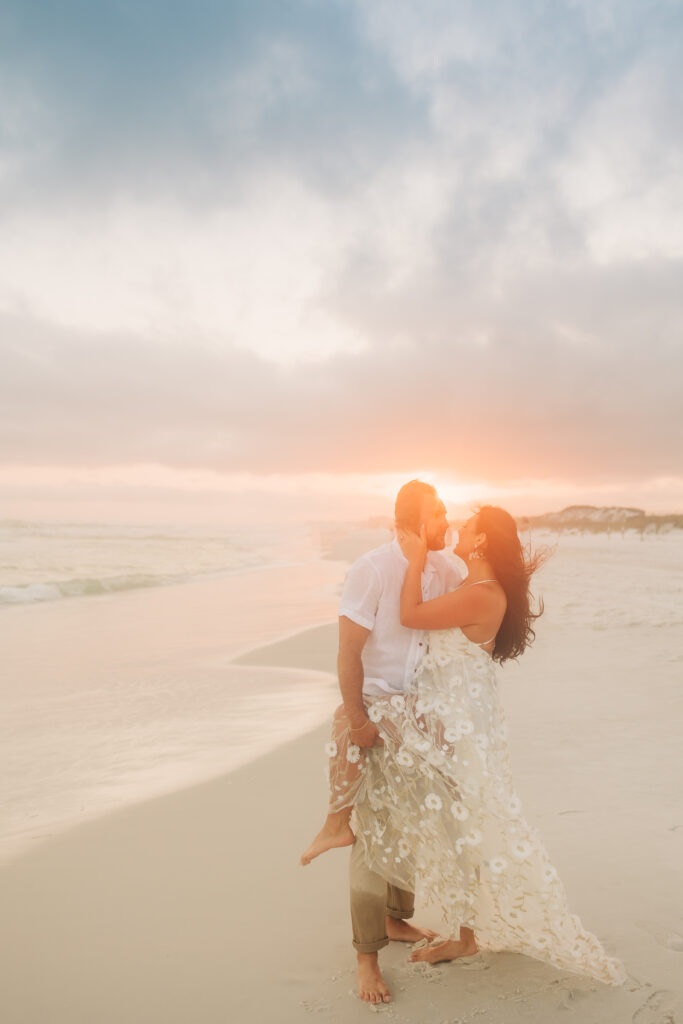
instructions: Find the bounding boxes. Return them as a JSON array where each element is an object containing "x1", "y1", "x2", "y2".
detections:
[
  {"x1": 408, "y1": 935, "x2": 478, "y2": 964},
  {"x1": 357, "y1": 952, "x2": 392, "y2": 1004},
  {"x1": 300, "y1": 814, "x2": 354, "y2": 865},
  {"x1": 386, "y1": 917, "x2": 439, "y2": 943}
]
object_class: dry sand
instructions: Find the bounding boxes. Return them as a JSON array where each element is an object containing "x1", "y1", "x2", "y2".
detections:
[{"x1": 1, "y1": 614, "x2": 681, "y2": 1023}]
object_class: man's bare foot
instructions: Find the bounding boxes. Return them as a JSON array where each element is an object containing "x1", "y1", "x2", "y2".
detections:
[
  {"x1": 300, "y1": 820, "x2": 354, "y2": 865},
  {"x1": 408, "y1": 936, "x2": 478, "y2": 964},
  {"x1": 357, "y1": 952, "x2": 392, "y2": 1004},
  {"x1": 386, "y1": 917, "x2": 438, "y2": 943}
]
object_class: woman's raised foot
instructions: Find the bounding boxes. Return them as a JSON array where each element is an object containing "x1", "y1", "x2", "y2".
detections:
[{"x1": 300, "y1": 819, "x2": 355, "y2": 865}]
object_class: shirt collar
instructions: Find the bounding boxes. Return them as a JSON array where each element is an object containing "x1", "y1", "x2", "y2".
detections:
[{"x1": 391, "y1": 538, "x2": 407, "y2": 564}]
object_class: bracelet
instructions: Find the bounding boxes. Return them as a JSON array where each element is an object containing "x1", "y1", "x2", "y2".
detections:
[{"x1": 348, "y1": 718, "x2": 371, "y2": 734}]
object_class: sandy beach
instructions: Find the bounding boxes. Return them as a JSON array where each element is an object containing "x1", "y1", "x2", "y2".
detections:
[{"x1": 2, "y1": 552, "x2": 682, "y2": 1024}]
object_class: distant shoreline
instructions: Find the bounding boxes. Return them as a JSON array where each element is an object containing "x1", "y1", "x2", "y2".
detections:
[
  {"x1": 519, "y1": 505, "x2": 683, "y2": 535},
  {"x1": 317, "y1": 506, "x2": 683, "y2": 549}
]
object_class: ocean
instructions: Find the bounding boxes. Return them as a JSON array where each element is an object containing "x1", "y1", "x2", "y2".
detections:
[
  {"x1": 0, "y1": 519, "x2": 316, "y2": 605},
  {"x1": 0, "y1": 519, "x2": 356, "y2": 863}
]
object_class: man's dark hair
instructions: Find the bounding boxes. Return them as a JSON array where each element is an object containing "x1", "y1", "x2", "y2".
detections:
[{"x1": 394, "y1": 479, "x2": 437, "y2": 533}]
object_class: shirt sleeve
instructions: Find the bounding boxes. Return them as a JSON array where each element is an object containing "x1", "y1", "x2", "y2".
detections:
[{"x1": 338, "y1": 557, "x2": 382, "y2": 631}]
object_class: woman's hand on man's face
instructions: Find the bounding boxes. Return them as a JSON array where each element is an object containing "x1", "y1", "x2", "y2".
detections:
[{"x1": 397, "y1": 525, "x2": 427, "y2": 567}]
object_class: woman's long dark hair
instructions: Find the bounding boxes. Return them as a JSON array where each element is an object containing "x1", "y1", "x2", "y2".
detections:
[{"x1": 475, "y1": 505, "x2": 547, "y2": 664}]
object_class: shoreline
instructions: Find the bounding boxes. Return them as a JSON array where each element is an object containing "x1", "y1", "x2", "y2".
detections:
[
  {"x1": 0, "y1": 561, "x2": 347, "y2": 868},
  {"x1": 2, "y1": 621, "x2": 340, "y2": 865},
  {"x1": 233, "y1": 621, "x2": 338, "y2": 673}
]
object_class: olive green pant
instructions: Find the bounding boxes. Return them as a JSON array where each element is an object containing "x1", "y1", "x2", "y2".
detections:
[{"x1": 349, "y1": 839, "x2": 415, "y2": 952}]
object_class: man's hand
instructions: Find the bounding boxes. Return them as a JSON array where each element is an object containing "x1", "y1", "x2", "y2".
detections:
[{"x1": 348, "y1": 717, "x2": 383, "y2": 749}]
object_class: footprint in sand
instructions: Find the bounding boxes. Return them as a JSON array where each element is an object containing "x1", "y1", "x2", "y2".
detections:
[
  {"x1": 455, "y1": 955, "x2": 490, "y2": 972},
  {"x1": 637, "y1": 921, "x2": 683, "y2": 953},
  {"x1": 408, "y1": 960, "x2": 443, "y2": 983},
  {"x1": 632, "y1": 989, "x2": 677, "y2": 1024}
]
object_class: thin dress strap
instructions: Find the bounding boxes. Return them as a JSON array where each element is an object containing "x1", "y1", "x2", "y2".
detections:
[
  {"x1": 464, "y1": 579, "x2": 499, "y2": 647},
  {"x1": 475, "y1": 634, "x2": 497, "y2": 647}
]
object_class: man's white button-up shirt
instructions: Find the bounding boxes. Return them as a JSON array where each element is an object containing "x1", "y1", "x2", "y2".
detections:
[{"x1": 338, "y1": 539, "x2": 466, "y2": 697}]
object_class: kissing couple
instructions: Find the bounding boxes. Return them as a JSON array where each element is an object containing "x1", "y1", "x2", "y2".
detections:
[{"x1": 301, "y1": 479, "x2": 625, "y2": 1005}]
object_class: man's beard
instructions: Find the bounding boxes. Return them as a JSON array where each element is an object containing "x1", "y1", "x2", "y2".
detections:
[{"x1": 426, "y1": 531, "x2": 447, "y2": 551}]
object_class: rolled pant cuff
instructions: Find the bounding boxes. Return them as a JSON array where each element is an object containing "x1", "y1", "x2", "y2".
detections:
[
  {"x1": 352, "y1": 936, "x2": 390, "y2": 953},
  {"x1": 385, "y1": 905, "x2": 414, "y2": 920}
]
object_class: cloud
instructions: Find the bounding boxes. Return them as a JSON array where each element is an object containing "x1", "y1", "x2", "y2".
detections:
[
  {"x1": 0, "y1": 0, "x2": 423, "y2": 203},
  {"x1": 0, "y1": 154, "x2": 458, "y2": 362},
  {"x1": 1, "y1": 285, "x2": 680, "y2": 481},
  {"x1": 0, "y1": 184, "x2": 366, "y2": 362},
  {"x1": 556, "y1": 47, "x2": 683, "y2": 262},
  {"x1": 0, "y1": 0, "x2": 682, "y2": 495}
]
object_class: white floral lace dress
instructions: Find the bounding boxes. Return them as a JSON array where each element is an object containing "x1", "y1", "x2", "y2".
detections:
[{"x1": 346, "y1": 628, "x2": 626, "y2": 986}]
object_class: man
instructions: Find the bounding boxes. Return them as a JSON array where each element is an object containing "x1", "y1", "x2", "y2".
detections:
[{"x1": 338, "y1": 480, "x2": 465, "y2": 1004}]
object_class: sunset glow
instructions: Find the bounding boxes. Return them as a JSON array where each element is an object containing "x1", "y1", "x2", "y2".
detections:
[{"x1": 1, "y1": 463, "x2": 682, "y2": 526}]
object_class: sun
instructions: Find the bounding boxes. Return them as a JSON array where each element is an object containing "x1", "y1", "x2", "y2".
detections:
[{"x1": 397, "y1": 471, "x2": 485, "y2": 511}]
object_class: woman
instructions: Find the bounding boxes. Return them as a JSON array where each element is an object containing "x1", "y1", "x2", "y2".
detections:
[{"x1": 304, "y1": 506, "x2": 625, "y2": 985}]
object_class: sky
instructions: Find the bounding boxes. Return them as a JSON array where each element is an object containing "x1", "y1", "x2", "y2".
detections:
[{"x1": 1, "y1": 0, "x2": 682, "y2": 523}]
